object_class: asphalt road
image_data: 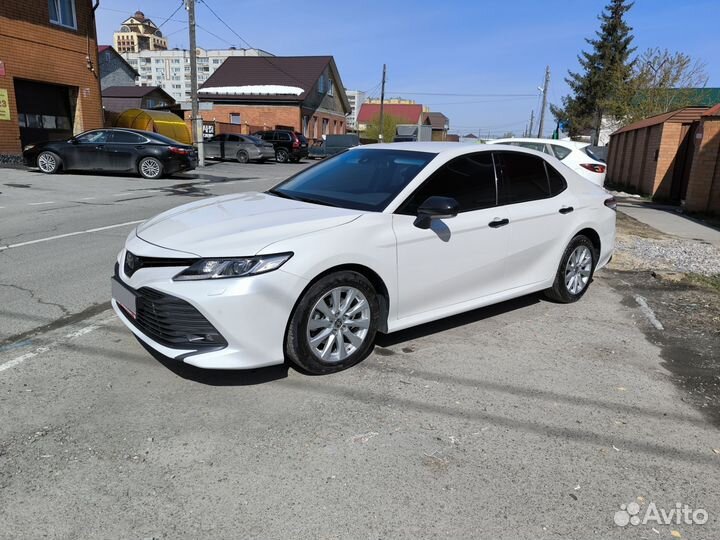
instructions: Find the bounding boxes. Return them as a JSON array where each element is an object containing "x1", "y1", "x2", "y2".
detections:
[{"x1": 1, "y1": 162, "x2": 718, "y2": 539}]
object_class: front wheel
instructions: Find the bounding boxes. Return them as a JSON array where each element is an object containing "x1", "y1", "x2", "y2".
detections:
[
  {"x1": 138, "y1": 157, "x2": 163, "y2": 179},
  {"x1": 544, "y1": 235, "x2": 596, "y2": 303},
  {"x1": 275, "y1": 148, "x2": 289, "y2": 163},
  {"x1": 37, "y1": 151, "x2": 62, "y2": 174},
  {"x1": 285, "y1": 271, "x2": 380, "y2": 374},
  {"x1": 236, "y1": 150, "x2": 249, "y2": 163}
]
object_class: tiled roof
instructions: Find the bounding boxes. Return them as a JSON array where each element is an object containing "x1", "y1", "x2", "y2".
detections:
[{"x1": 422, "y1": 112, "x2": 449, "y2": 129}]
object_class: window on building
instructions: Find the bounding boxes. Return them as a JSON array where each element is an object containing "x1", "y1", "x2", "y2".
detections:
[
  {"x1": 322, "y1": 118, "x2": 329, "y2": 135},
  {"x1": 230, "y1": 113, "x2": 241, "y2": 125},
  {"x1": 49, "y1": 0, "x2": 77, "y2": 29},
  {"x1": 318, "y1": 75, "x2": 325, "y2": 94},
  {"x1": 302, "y1": 115, "x2": 309, "y2": 137},
  {"x1": 328, "y1": 80, "x2": 334, "y2": 97}
]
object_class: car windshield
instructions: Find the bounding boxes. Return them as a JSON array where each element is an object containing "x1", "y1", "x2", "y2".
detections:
[{"x1": 269, "y1": 148, "x2": 437, "y2": 211}]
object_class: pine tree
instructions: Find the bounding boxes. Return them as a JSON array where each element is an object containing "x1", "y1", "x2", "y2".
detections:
[{"x1": 553, "y1": 0, "x2": 635, "y2": 141}]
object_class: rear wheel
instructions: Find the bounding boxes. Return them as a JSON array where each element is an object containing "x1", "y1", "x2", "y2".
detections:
[
  {"x1": 138, "y1": 157, "x2": 163, "y2": 179},
  {"x1": 37, "y1": 151, "x2": 61, "y2": 174},
  {"x1": 285, "y1": 271, "x2": 380, "y2": 375},
  {"x1": 544, "y1": 235, "x2": 596, "y2": 303},
  {"x1": 275, "y1": 148, "x2": 289, "y2": 163},
  {"x1": 236, "y1": 150, "x2": 249, "y2": 163}
]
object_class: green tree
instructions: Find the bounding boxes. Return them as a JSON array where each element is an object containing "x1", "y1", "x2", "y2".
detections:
[
  {"x1": 552, "y1": 0, "x2": 635, "y2": 140},
  {"x1": 363, "y1": 113, "x2": 405, "y2": 142}
]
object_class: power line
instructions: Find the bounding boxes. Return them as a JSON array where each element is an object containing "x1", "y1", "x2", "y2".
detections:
[
  {"x1": 158, "y1": 1, "x2": 185, "y2": 28},
  {"x1": 196, "y1": 23, "x2": 236, "y2": 47}
]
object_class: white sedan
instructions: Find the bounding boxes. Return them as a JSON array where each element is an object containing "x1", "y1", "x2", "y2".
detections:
[
  {"x1": 111, "y1": 143, "x2": 616, "y2": 374},
  {"x1": 486, "y1": 138, "x2": 607, "y2": 186}
]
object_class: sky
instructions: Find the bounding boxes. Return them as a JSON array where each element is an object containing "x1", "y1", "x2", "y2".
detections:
[{"x1": 95, "y1": 0, "x2": 720, "y2": 138}]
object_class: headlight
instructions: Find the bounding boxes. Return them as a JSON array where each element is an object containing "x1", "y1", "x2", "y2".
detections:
[
  {"x1": 173, "y1": 252, "x2": 293, "y2": 281},
  {"x1": 23, "y1": 144, "x2": 35, "y2": 152}
]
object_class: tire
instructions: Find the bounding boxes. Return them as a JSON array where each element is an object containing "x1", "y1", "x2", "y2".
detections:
[
  {"x1": 275, "y1": 148, "x2": 289, "y2": 163},
  {"x1": 138, "y1": 157, "x2": 163, "y2": 179},
  {"x1": 285, "y1": 271, "x2": 380, "y2": 375},
  {"x1": 236, "y1": 150, "x2": 249, "y2": 163},
  {"x1": 544, "y1": 235, "x2": 597, "y2": 303},
  {"x1": 37, "y1": 151, "x2": 62, "y2": 174}
]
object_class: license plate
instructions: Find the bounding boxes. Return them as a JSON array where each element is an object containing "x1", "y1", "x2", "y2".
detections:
[{"x1": 112, "y1": 277, "x2": 138, "y2": 318}]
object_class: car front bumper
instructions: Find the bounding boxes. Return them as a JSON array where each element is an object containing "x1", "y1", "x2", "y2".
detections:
[{"x1": 112, "y1": 235, "x2": 309, "y2": 369}]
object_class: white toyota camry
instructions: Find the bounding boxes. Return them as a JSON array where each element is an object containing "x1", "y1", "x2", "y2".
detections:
[{"x1": 111, "y1": 143, "x2": 616, "y2": 374}]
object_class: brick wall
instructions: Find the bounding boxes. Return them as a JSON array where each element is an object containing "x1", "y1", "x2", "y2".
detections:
[
  {"x1": 652, "y1": 123, "x2": 682, "y2": 199},
  {"x1": 685, "y1": 118, "x2": 720, "y2": 214},
  {"x1": 0, "y1": 2, "x2": 102, "y2": 158}
]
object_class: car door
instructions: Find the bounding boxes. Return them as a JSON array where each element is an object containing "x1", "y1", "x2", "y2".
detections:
[
  {"x1": 65, "y1": 130, "x2": 110, "y2": 170},
  {"x1": 493, "y1": 151, "x2": 577, "y2": 288},
  {"x1": 105, "y1": 130, "x2": 149, "y2": 171},
  {"x1": 224, "y1": 134, "x2": 242, "y2": 158},
  {"x1": 392, "y1": 152, "x2": 512, "y2": 319},
  {"x1": 204, "y1": 134, "x2": 225, "y2": 159}
]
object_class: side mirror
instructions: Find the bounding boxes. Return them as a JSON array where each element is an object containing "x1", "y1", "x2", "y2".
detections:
[
  {"x1": 413, "y1": 196, "x2": 459, "y2": 229},
  {"x1": 69, "y1": 138, "x2": 78, "y2": 145}
]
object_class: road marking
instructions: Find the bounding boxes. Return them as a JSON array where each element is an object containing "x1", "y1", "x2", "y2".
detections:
[
  {"x1": 28, "y1": 201, "x2": 55, "y2": 206},
  {"x1": 0, "y1": 315, "x2": 116, "y2": 373},
  {"x1": 634, "y1": 295, "x2": 664, "y2": 330},
  {"x1": 80, "y1": 197, "x2": 96, "y2": 200},
  {"x1": 0, "y1": 220, "x2": 144, "y2": 252}
]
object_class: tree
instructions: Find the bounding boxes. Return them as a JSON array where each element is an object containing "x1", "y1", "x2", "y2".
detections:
[
  {"x1": 607, "y1": 48, "x2": 709, "y2": 124},
  {"x1": 363, "y1": 114, "x2": 405, "y2": 142},
  {"x1": 552, "y1": 0, "x2": 635, "y2": 141}
]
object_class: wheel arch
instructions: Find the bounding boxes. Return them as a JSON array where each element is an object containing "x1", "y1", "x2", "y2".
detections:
[
  {"x1": 575, "y1": 227, "x2": 601, "y2": 259},
  {"x1": 285, "y1": 263, "x2": 391, "y2": 337}
]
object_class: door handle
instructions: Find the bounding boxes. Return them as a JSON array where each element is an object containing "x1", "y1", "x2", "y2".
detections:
[
  {"x1": 95, "y1": 145, "x2": 105, "y2": 150},
  {"x1": 559, "y1": 206, "x2": 574, "y2": 214},
  {"x1": 135, "y1": 145, "x2": 145, "y2": 149},
  {"x1": 488, "y1": 218, "x2": 509, "y2": 228}
]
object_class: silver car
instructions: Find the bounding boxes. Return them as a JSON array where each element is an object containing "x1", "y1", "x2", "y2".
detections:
[{"x1": 204, "y1": 134, "x2": 276, "y2": 163}]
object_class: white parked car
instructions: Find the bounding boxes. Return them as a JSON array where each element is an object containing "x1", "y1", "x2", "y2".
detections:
[
  {"x1": 486, "y1": 138, "x2": 607, "y2": 186},
  {"x1": 111, "y1": 143, "x2": 616, "y2": 374}
]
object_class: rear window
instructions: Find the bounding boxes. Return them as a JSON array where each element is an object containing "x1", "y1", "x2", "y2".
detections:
[
  {"x1": 583, "y1": 145, "x2": 607, "y2": 163},
  {"x1": 146, "y1": 132, "x2": 183, "y2": 145},
  {"x1": 549, "y1": 144, "x2": 572, "y2": 160}
]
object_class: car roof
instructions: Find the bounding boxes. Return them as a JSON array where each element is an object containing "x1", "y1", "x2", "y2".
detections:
[{"x1": 487, "y1": 137, "x2": 588, "y2": 149}]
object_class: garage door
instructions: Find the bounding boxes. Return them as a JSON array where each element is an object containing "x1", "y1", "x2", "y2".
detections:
[{"x1": 14, "y1": 79, "x2": 75, "y2": 147}]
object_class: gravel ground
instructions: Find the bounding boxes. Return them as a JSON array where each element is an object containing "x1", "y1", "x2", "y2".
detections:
[{"x1": 613, "y1": 212, "x2": 720, "y2": 277}]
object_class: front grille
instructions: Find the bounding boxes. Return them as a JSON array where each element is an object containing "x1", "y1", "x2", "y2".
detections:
[
  {"x1": 124, "y1": 250, "x2": 197, "y2": 278},
  {"x1": 119, "y1": 286, "x2": 227, "y2": 350}
]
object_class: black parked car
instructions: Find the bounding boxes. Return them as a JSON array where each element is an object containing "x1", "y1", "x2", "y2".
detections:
[
  {"x1": 22, "y1": 128, "x2": 197, "y2": 179},
  {"x1": 252, "y1": 130, "x2": 308, "y2": 163}
]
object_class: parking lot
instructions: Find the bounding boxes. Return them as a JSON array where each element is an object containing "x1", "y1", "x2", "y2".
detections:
[{"x1": 1, "y1": 162, "x2": 719, "y2": 539}]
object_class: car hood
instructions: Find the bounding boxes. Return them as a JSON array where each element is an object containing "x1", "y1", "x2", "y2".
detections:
[{"x1": 135, "y1": 192, "x2": 362, "y2": 257}]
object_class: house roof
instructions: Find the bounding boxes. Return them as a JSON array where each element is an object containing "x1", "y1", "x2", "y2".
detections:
[
  {"x1": 423, "y1": 112, "x2": 449, "y2": 129},
  {"x1": 98, "y1": 45, "x2": 139, "y2": 77},
  {"x1": 357, "y1": 103, "x2": 424, "y2": 124},
  {"x1": 612, "y1": 106, "x2": 710, "y2": 135},
  {"x1": 102, "y1": 85, "x2": 173, "y2": 101},
  {"x1": 199, "y1": 56, "x2": 350, "y2": 111},
  {"x1": 703, "y1": 103, "x2": 720, "y2": 117},
  {"x1": 98, "y1": 45, "x2": 110, "y2": 54},
  {"x1": 463, "y1": 133, "x2": 478, "y2": 139}
]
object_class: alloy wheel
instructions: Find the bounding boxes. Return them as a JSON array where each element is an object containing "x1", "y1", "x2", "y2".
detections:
[
  {"x1": 38, "y1": 152, "x2": 56, "y2": 173},
  {"x1": 564, "y1": 245, "x2": 593, "y2": 295},
  {"x1": 306, "y1": 286, "x2": 371, "y2": 363},
  {"x1": 140, "y1": 158, "x2": 161, "y2": 178}
]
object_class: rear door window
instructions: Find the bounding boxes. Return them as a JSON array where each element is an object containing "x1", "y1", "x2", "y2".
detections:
[
  {"x1": 110, "y1": 131, "x2": 147, "y2": 144},
  {"x1": 227, "y1": 134, "x2": 241, "y2": 142},
  {"x1": 549, "y1": 144, "x2": 571, "y2": 160},
  {"x1": 545, "y1": 162, "x2": 567, "y2": 196},
  {"x1": 495, "y1": 151, "x2": 551, "y2": 204}
]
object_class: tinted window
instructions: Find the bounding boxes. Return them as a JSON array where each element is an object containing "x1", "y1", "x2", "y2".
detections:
[
  {"x1": 209, "y1": 134, "x2": 226, "y2": 142},
  {"x1": 270, "y1": 149, "x2": 436, "y2": 212},
  {"x1": 549, "y1": 144, "x2": 571, "y2": 160},
  {"x1": 545, "y1": 162, "x2": 567, "y2": 196},
  {"x1": 227, "y1": 134, "x2": 241, "y2": 142},
  {"x1": 146, "y1": 132, "x2": 182, "y2": 145},
  {"x1": 76, "y1": 130, "x2": 109, "y2": 144},
  {"x1": 400, "y1": 153, "x2": 496, "y2": 215},
  {"x1": 278, "y1": 132, "x2": 292, "y2": 141},
  {"x1": 110, "y1": 131, "x2": 147, "y2": 144},
  {"x1": 496, "y1": 152, "x2": 551, "y2": 204},
  {"x1": 517, "y1": 141, "x2": 550, "y2": 154}
]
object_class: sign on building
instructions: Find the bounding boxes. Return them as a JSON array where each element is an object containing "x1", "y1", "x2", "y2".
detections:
[
  {"x1": 202, "y1": 122, "x2": 215, "y2": 140},
  {"x1": 0, "y1": 89, "x2": 10, "y2": 120}
]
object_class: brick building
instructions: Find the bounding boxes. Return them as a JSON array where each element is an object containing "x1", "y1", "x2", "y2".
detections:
[
  {"x1": 195, "y1": 56, "x2": 350, "y2": 141},
  {"x1": 0, "y1": 0, "x2": 103, "y2": 163},
  {"x1": 685, "y1": 105, "x2": 720, "y2": 214},
  {"x1": 606, "y1": 107, "x2": 709, "y2": 202}
]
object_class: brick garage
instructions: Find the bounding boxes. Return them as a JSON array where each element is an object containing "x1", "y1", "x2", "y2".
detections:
[
  {"x1": 606, "y1": 107, "x2": 708, "y2": 202},
  {"x1": 685, "y1": 105, "x2": 720, "y2": 214},
  {"x1": 0, "y1": 1, "x2": 103, "y2": 163}
]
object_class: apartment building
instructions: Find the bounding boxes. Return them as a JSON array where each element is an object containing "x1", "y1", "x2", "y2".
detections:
[
  {"x1": 345, "y1": 90, "x2": 366, "y2": 131},
  {"x1": 113, "y1": 11, "x2": 167, "y2": 53}
]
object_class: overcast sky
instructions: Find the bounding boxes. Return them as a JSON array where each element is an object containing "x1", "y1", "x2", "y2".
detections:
[{"x1": 95, "y1": 0, "x2": 720, "y2": 137}]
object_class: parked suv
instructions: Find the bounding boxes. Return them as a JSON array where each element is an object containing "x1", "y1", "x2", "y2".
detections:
[{"x1": 252, "y1": 130, "x2": 309, "y2": 163}]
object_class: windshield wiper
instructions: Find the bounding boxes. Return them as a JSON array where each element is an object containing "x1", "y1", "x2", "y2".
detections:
[{"x1": 267, "y1": 189, "x2": 340, "y2": 208}]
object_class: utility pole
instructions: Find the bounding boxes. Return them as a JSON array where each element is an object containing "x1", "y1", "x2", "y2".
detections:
[
  {"x1": 528, "y1": 109, "x2": 535, "y2": 139},
  {"x1": 186, "y1": 0, "x2": 204, "y2": 166},
  {"x1": 537, "y1": 65, "x2": 550, "y2": 138},
  {"x1": 378, "y1": 64, "x2": 387, "y2": 142}
]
